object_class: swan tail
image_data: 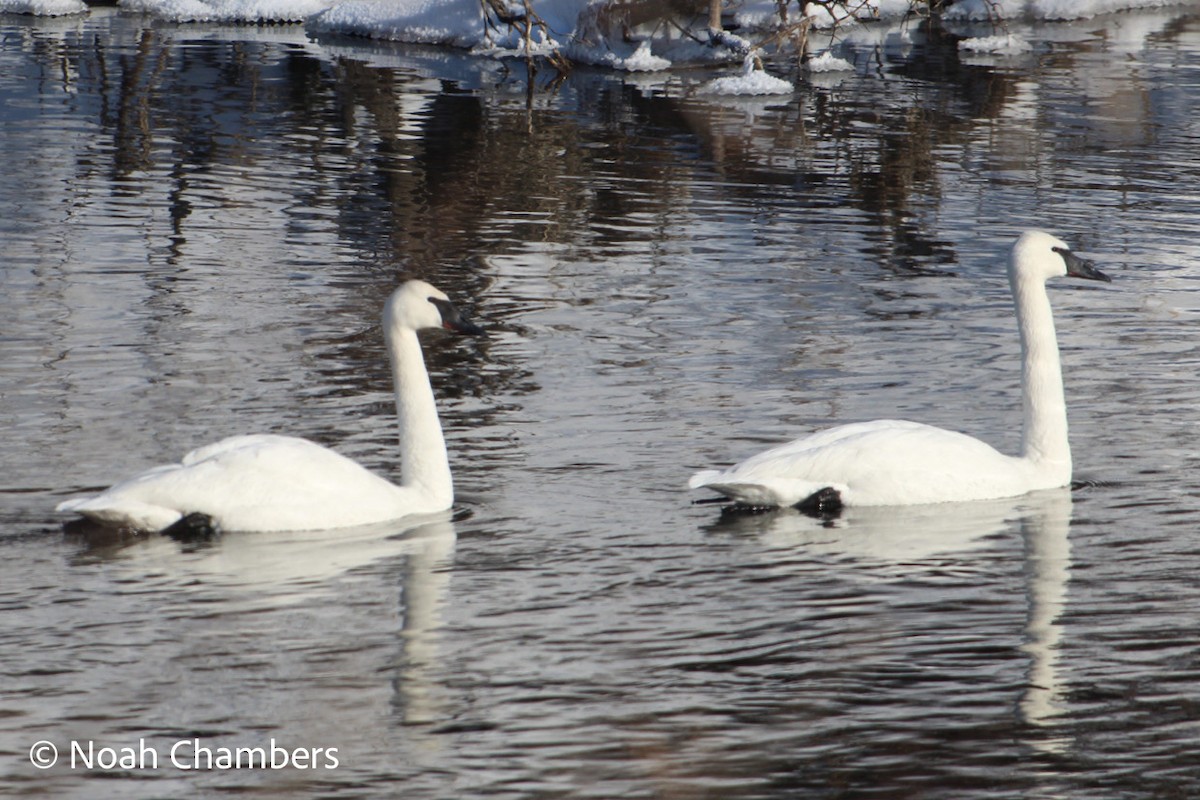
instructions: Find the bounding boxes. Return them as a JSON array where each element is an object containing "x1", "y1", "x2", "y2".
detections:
[
  {"x1": 55, "y1": 495, "x2": 183, "y2": 532},
  {"x1": 687, "y1": 470, "x2": 724, "y2": 490},
  {"x1": 55, "y1": 497, "x2": 87, "y2": 514}
]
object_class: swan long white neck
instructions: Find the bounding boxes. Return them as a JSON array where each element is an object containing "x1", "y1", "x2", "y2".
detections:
[
  {"x1": 385, "y1": 322, "x2": 453, "y2": 509},
  {"x1": 1011, "y1": 261, "x2": 1071, "y2": 479}
]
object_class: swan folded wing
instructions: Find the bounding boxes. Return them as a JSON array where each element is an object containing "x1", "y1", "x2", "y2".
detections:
[
  {"x1": 689, "y1": 420, "x2": 918, "y2": 506},
  {"x1": 174, "y1": 437, "x2": 415, "y2": 531},
  {"x1": 828, "y1": 424, "x2": 1034, "y2": 504},
  {"x1": 59, "y1": 435, "x2": 417, "y2": 532},
  {"x1": 692, "y1": 420, "x2": 1033, "y2": 507}
]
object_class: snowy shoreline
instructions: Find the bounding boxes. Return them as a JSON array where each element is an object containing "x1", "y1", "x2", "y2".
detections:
[{"x1": 2, "y1": 0, "x2": 1195, "y2": 95}]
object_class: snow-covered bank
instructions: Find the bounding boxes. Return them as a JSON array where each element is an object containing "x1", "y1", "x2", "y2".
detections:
[
  {"x1": 943, "y1": 0, "x2": 1192, "y2": 21},
  {"x1": 2, "y1": 0, "x2": 1196, "y2": 74},
  {"x1": 1, "y1": 0, "x2": 85, "y2": 16},
  {"x1": 307, "y1": 0, "x2": 591, "y2": 50},
  {"x1": 117, "y1": 0, "x2": 328, "y2": 23}
]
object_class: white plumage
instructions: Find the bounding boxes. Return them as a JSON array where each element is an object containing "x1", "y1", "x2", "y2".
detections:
[
  {"x1": 690, "y1": 230, "x2": 1110, "y2": 510},
  {"x1": 57, "y1": 280, "x2": 484, "y2": 533}
]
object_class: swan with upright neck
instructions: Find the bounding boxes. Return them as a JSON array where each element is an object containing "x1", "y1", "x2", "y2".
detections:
[
  {"x1": 56, "y1": 280, "x2": 484, "y2": 534},
  {"x1": 689, "y1": 230, "x2": 1110, "y2": 512}
]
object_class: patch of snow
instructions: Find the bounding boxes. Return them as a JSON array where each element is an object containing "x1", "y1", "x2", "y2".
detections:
[
  {"x1": 944, "y1": 0, "x2": 1191, "y2": 21},
  {"x1": 120, "y1": 0, "x2": 329, "y2": 23},
  {"x1": 958, "y1": 33, "x2": 1033, "y2": 53},
  {"x1": 0, "y1": 0, "x2": 86, "y2": 15},
  {"x1": 703, "y1": 68, "x2": 793, "y2": 96},
  {"x1": 307, "y1": 0, "x2": 485, "y2": 45},
  {"x1": 572, "y1": 39, "x2": 672, "y2": 71},
  {"x1": 621, "y1": 39, "x2": 672, "y2": 71},
  {"x1": 806, "y1": 50, "x2": 855, "y2": 72},
  {"x1": 709, "y1": 28, "x2": 753, "y2": 56},
  {"x1": 703, "y1": 51, "x2": 794, "y2": 95},
  {"x1": 804, "y1": 0, "x2": 914, "y2": 29}
]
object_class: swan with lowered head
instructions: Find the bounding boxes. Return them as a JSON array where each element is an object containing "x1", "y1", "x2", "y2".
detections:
[
  {"x1": 56, "y1": 280, "x2": 484, "y2": 535},
  {"x1": 689, "y1": 230, "x2": 1110, "y2": 513}
]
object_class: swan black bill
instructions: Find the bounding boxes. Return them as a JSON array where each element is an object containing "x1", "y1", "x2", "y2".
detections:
[
  {"x1": 429, "y1": 297, "x2": 486, "y2": 336},
  {"x1": 1053, "y1": 247, "x2": 1111, "y2": 283}
]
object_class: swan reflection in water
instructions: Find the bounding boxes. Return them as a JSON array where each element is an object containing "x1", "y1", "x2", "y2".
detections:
[
  {"x1": 705, "y1": 488, "x2": 1075, "y2": 752},
  {"x1": 66, "y1": 512, "x2": 459, "y2": 728},
  {"x1": 1018, "y1": 489, "x2": 1073, "y2": 754}
]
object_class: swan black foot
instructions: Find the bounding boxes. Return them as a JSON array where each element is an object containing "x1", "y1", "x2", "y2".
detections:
[
  {"x1": 795, "y1": 487, "x2": 844, "y2": 519},
  {"x1": 161, "y1": 512, "x2": 219, "y2": 542}
]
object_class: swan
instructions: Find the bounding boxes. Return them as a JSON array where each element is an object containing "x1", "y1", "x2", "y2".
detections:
[
  {"x1": 56, "y1": 280, "x2": 485, "y2": 535},
  {"x1": 689, "y1": 230, "x2": 1110, "y2": 512}
]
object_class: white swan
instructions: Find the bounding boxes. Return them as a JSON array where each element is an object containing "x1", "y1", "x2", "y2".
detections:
[
  {"x1": 689, "y1": 230, "x2": 1110, "y2": 511},
  {"x1": 56, "y1": 280, "x2": 484, "y2": 535}
]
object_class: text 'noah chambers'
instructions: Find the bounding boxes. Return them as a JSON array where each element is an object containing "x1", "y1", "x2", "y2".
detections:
[{"x1": 32, "y1": 738, "x2": 340, "y2": 771}]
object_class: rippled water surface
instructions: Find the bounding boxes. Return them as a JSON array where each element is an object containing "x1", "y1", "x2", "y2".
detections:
[{"x1": 4, "y1": 6, "x2": 1200, "y2": 798}]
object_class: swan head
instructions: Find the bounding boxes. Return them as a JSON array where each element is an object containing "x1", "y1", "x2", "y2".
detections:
[
  {"x1": 1010, "y1": 230, "x2": 1111, "y2": 285},
  {"x1": 385, "y1": 280, "x2": 485, "y2": 336}
]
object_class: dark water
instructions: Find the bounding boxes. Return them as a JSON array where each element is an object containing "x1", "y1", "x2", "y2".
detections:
[{"x1": 3, "y1": 6, "x2": 1200, "y2": 797}]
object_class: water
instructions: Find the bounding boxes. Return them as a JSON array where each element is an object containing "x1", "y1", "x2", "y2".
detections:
[{"x1": 3, "y1": 6, "x2": 1200, "y2": 797}]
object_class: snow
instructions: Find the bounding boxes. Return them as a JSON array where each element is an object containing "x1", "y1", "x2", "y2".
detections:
[
  {"x1": 804, "y1": 0, "x2": 915, "y2": 29},
  {"x1": 958, "y1": 34, "x2": 1034, "y2": 53},
  {"x1": 806, "y1": 50, "x2": 856, "y2": 72},
  {"x1": 703, "y1": 54, "x2": 794, "y2": 96},
  {"x1": 119, "y1": 0, "x2": 328, "y2": 23},
  {"x1": 943, "y1": 0, "x2": 1193, "y2": 21},
  {"x1": 611, "y1": 40, "x2": 674, "y2": 72},
  {"x1": 702, "y1": 71, "x2": 789, "y2": 96},
  {"x1": 307, "y1": 0, "x2": 487, "y2": 46},
  {"x1": 0, "y1": 0, "x2": 85, "y2": 15},
  {"x1": 1, "y1": 0, "x2": 1192, "y2": 67}
]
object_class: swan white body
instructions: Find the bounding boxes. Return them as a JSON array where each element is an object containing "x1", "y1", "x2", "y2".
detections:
[
  {"x1": 690, "y1": 230, "x2": 1110, "y2": 510},
  {"x1": 56, "y1": 280, "x2": 484, "y2": 533}
]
